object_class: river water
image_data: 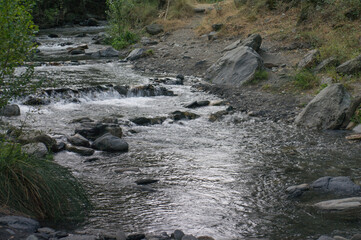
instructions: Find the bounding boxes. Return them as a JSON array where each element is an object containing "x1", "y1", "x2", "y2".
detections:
[{"x1": 5, "y1": 26, "x2": 361, "y2": 240}]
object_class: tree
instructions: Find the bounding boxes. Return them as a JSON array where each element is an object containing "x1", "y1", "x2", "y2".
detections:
[{"x1": 0, "y1": 0, "x2": 38, "y2": 108}]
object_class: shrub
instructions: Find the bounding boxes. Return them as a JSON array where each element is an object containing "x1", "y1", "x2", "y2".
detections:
[
  {"x1": 0, "y1": 141, "x2": 90, "y2": 222},
  {"x1": 293, "y1": 69, "x2": 319, "y2": 90},
  {"x1": 248, "y1": 69, "x2": 269, "y2": 84}
]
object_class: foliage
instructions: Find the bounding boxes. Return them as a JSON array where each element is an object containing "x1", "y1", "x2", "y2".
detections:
[
  {"x1": 248, "y1": 69, "x2": 269, "y2": 85},
  {"x1": 111, "y1": 30, "x2": 139, "y2": 50},
  {"x1": 168, "y1": 0, "x2": 194, "y2": 19},
  {"x1": 0, "y1": 0, "x2": 40, "y2": 108},
  {"x1": 0, "y1": 140, "x2": 91, "y2": 221},
  {"x1": 351, "y1": 108, "x2": 361, "y2": 124},
  {"x1": 293, "y1": 69, "x2": 319, "y2": 90}
]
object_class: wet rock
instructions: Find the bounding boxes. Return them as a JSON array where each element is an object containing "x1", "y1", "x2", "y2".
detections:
[
  {"x1": 92, "y1": 47, "x2": 119, "y2": 58},
  {"x1": 286, "y1": 183, "x2": 310, "y2": 198},
  {"x1": 23, "y1": 96, "x2": 50, "y2": 105},
  {"x1": 182, "y1": 235, "x2": 197, "y2": 240},
  {"x1": 314, "y1": 197, "x2": 361, "y2": 212},
  {"x1": 346, "y1": 134, "x2": 361, "y2": 141},
  {"x1": 114, "y1": 85, "x2": 130, "y2": 95},
  {"x1": 70, "y1": 49, "x2": 85, "y2": 55},
  {"x1": 173, "y1": 230, "x2": 185, "y2": 240},
  {"x1": 317, "y1": 236, "x2": 335, "y2": 240},
  {"x1": 297, "y1": 49, "x2": 320, "y2": 69},
  {"x1": 310, "y1": 176, "x2": 361, "y2": 196},
  {"x1": 145, "y1": 24, "x2": 164, "y2": 35},
  {"x1": 314, "y1": 57, "x2": 338, "y2": 73},
  {"x1": 130, "y1": 116, "x2": 166, "y2": 126},
  {"x1": 295, "y1": 84, "x2": 351, "y2": 130},
  {"x1": 67, "y1": 44, "x2": 88, "y2": 53},
  {"x1": 55, "y1": 142, "x2": 66, "y2": 152},
  {"x1": 176, "y1": 74, "x2": 185, "y2": 81},
  {"x1": 126, "y1": 233, "x2": 146, "y2": 240},
  {"x1": 205, "y1": 46, "x2": 263, "y2": 86},
  {"x1": 61, "y1": 234, "x2": 97, "y2": 240},
  {"x1": 337, "y1": 54, "x2": 361, "y2": 74},
  {"x1": 0, "y1": 104, "x2": 20, "y2": 117},
  {"x1": 91, "y1": 133, "x2": 129, "y2": 152},
  {"x1": 22, "y1": 142, "x2": 48, "y2": 158},
  {"x1": 185, "y1": 100, "x2": 210, "y2": 108},
  {"x1": 209, "y1": 110, "x2": 229, "y2": 122},
  {"x1": 31, "y1": 134, "x2": 58, "y2": 152},
  {"x1": 75, "y1": 33, "x2": 87, "y2": 38},
  {"x1": 135, "y1": 179, "x2": 159, "y2": 185},
  {"x1": 84, "y1": 157, "x2": 99, "y2": 163},
  {"x1": 75, "y1": 122, "x2": 109, "y2": 141},
  {"x1": 170, "y1": 111, "x2": 200, "y2": 121},
  {"x1": 67, "y1": 134, "x2": 90, "y2": 148},
  {"x1": 86, "y1": 18, "x2": 99, "y2": 26},
  {"x1": 66, "y1": 144, "x2": 95, "y2": 156},
  {"x1": 48, "y1": 33, "x2": 59, "y2": 38},
  {"x1": 212, "y1": 23, "x2": 223, "y2": 31},
  {"x1": 0, "y1": 216, "x2": 40, "y2": 232},
  {"x1": 126, "y1": 48, "x2": 146, "y2": 61},
  {"x1": 197, "y1": 236, "x2": 215, "y2": 240},
  {"x1": 129, "y1": 84, "x2": 174, "y2": 97}
]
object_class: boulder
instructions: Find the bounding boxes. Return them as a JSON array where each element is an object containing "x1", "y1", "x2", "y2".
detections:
[
  {"x1": 337, "y1": 55, "x2": 361, "y2": 74},
  {"x1": 173, "y1": 230, "x2": 185, "y2": 240},
  {"x1": 205, "y1": 46, "x2": 263, "y2": 86},
  {"x1": 141, "y1": 37, "x2": 158, "y2": 46},
  {"x1": 130, "y1": 116, "x2": 166, "y2": 126},
  {"x1": 70, "y1": 49, "x2": 85, "y2": 55},
  {"x1": 185, "y1": 100, "x2": 210, "y2": 108},
  {"x1": 0, "y1": 216, "x2": 40, "y2": 232},
  {"x1": 223, "y1": 39, "x2": 241, "y2": 52},
  {"x1": 67, "y1": 134, "x2": 90, "y2": 148},
  {"x1": 313, "y1": 57, "x2": 338, "y2": 73},
  {"x1": 240, "y1": 33, "x2": 262, "y2": 52},
  {"x1": 22, "y1": 142, "x2": 48, "y2": 158},
  {"x1": 86, "y1": 18, "x2": 99, "y2": 26},
  {"x1": 75, "y1": 122, "x2": 109, "y2": 141},
  {"x1": 170, "y1": 111, "x2": 200, "y2": 121},
  {"x1": 92, "y1": 47, "x2": 119, "y2": 58},
  {"x1": 126, "y1": 48, "x2": 145, "y2": 61},
  {"x1": 31, "y1": 134, "x2": 58, "y2": 152},
  {"x1": 295, "y1": 84, "x2": 352, "y2": 130},
  {"x1": 310, "y1": 176, "x2": 361, "y2": 196},
  {"x1": 0, "y1": 104, "x2": 20, "y2": 117},
  {"x1": 145, "y1": 24, "x2": 164, "y2": 35},
  {"x1": 66, "y1": 144, "x2": 94, "y2": 156},
  {"x1": 297, "y1": 49, "x2": 320, "y2": 69},
  {"x1": 91, "y1": 133, "x2": 129, "y2": 152},
  {"x1": 314, "y1": 197, "x2": 361, "y2": 212}
]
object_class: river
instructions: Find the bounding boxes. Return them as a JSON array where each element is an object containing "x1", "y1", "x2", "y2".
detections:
[{"x1": 5, "y1": 25, "x2": 361, "y2": 240}]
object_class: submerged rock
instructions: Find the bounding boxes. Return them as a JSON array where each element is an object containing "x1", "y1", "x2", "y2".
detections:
[
  {"x1": 66, "y1": 144, "x2": 94, "y2": 156},
  {"x1": 205, "y1": 46, "x2": 263, "y2": 86},
  {"x1": 67, "y1": 134, "x2": 90, "y2": 148},
  {"x1": 169, "y1": 111, "x2": 200, "y2": 121},
  {"x1": 314, "y1": 197, "x2": 361, "y2": 212},
  {"x1": 75, "y1": 122, "x2": 122, "y2": 141},
  {"x1": 0, "y1": 104, "x2": 20, "y2": 117},
  {"x1": 91, "y1": 133, "x2": 129, "y2": 152},
  {"x1": 295, "y1": 84, "x2": 351, "y2": 130}
]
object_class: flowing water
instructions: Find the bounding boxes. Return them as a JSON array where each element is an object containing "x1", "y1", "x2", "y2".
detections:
[{"x1": 5, "y1": 26, "x2": 361, "y2": 240}]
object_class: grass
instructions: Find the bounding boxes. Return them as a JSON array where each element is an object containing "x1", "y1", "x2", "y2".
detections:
[
  {"x1": 351, "y1": 107, "x2": 361, "y2": 124},
  {"x1": 293, "y1": 69, "x2": 319, "y2": 90},
  {"x1": 248, "y1": 69, "x2": 269, "y2": 85},
  {"x1": 0, "y1": 140, "x2": 91, "y2": 222}
]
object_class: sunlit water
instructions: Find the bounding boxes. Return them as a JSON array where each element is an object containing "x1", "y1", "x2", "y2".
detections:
[{"x1": 4, "y1": 26, "x2": 361, "y2": 240}]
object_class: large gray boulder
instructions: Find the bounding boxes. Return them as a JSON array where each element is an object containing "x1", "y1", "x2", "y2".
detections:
[
  {"x1": 126, "y1": 48, "x2": 145, "y2": 61},
  {"x1": 91, "y1": 133, "x2": 129, "y2": 152},
  {"x1": 0, "y1": 104, "x2": 20, "y2": 117},
  {"x1": 295, "y1": 84, "x2": 351, "y2": 130},
  {"x1": 0, "y1": 216, "x2": 40, "y2": 232},
  {"x1": 22, "y1": 142, "x2": 48, "y2": 158},
  {"x1": 205, "y1": 46, "x2": 263, "y2": 86},
  {"x1": 336, "y1": 54, "x2": 361, "y2": 74},
  {"x1": 145, "y1": 24, "x2": 164, "y2": 35},
  {"x1": 297, "y1": 49, "x2": 320, "y2": 69},
  {"x1": 66, "y1": 144, "x2": 94, "y2": 156},
  {"x1": 91, "y1": 47, "x2": 119, "y2": 58},
  {"x1": 311, "y1": 176, "x2": 361, "y2": 196},
  {"x1": 67, "y1": 134, "x2": 90, "y2": 148},
  {"x1": 223, "y1": 33, "x2": 262, "y2": 52}
]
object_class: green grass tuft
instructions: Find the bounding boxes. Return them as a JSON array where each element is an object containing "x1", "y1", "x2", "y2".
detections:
[
  {"x1": 248, "y1": 69, "x2": 269, "y2": 85},
  {"x1": 0, "y1": 141, "x2": 91, "y2": 222},
  {"x1": 293, "y1": 69, "x2": 319, "y2": 90}
]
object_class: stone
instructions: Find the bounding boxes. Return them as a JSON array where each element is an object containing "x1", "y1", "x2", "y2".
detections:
[
  {"x1": 346, "y1": 134, "x2": 361, "y2": 140},
  {"x1": 135, "y1": 179, "x2": 159, "y2": 185},
  {"x1": 126, "y1": 233, "x2": 145, "y2": 240},
  {"x1": 314, "y1": 197, "x2": 361, "y2": 211},
  {"x1": 351, "y1": 234, "x2": 361, "y2": 240},
  {"x1": 130, "y1": 116, "x2": 166, "y2": 126},
  {"x1": 129, "y1": 84, "x2": 174, "y2": 97},
  {"x1": 0, "y1": 216, "x2": 40, "y2": 232},
  {"x1": 67, "y1": 134, "x2": 90, "y2": 148},
  {"x1": 145, "y1": 24, "x2": 164, "y2": 35},
  {"x1": 313, "y1": 57, "x2": 338, "y2": 73},
  {"x1": 26, "y1": 235, "x2": 39, "y2": 240},
  {"x1": 205, "y1": 46, "x2": 263, "y2": 86},
  {"x1": 91, "y1": 133, "x2": 129, "y2": 152},
  {"x1": 48, "y1": 33, "x2": 59, "y2": 38},
  {"x1": 86, "y1": 18, "x2": 99, "y2": 26},
  {"x1": 182, "y1": 235, "x2": 197, "y2": 240},
  {"x1": 317, "y1": 236, "x2": 335, "y2": 240},
  {"x1": 353, "y1": 124, "x2": 361, "y2": 133},
  {"x1": 194, "y1": 8, "x2": 206, "y2": 13},
  {"x1": 0, "y1": 104, "x2": 20, "y2": 117},
  {"x1": 61, "y1": 234, "x2": 97, "y2": 240},
  {"x1": 297, "y1": 49, "x2": 320, "y2": 69},
  {"x1": 70, "y1": 49, "x2": 85, "y2": 55},
  {"x1": 75, "y1": 122, "x2": 108, "y2": 141},
  {"x1": 173, "y1": 230, "x2": 185, "y2": 240},
  {"x1": 66, "y1": 144, "x2": 94, "y2": 156},
  {"x1": 22, "y1": 142, "x2": 48, "y2": 158},
  {"x1": 31, "y1": 134, "x2": 57, "y2": 152},
  {"x1": 223, "y1": 39, "x2": 241, "y2": 52},
  {"x1": 114, "y1": 85, "x2": 130, "y2": 95},
  {"x1": 37, "y1": 227, "x2": 55, "y2": 234},
  {"x1": 23, "y1": 96, "x2": 50, "y2": 105},
  {"x1": 240, "y1": 33, "x2": 262, "y2": 52},
  {"x1": 295, "y1": 84, "x2": 352, "y2": 130},
  {"x1": 185, "y1": 100, "x2": 210, "y2": 108},
  {"x1": 116, "y1": 230, "x2": 127, "y2": 240},
  {"x1": 310, "y1": 176, "x2": 361, "y2": 196},
  {"x1": 286, "y1": 183, "x2": 310, "y2": 198},
  {"x1": 92, "y1": 47, "x2": 119, "y2": 58},
  {"x1": 337, "y1": 55, "x2": 361, "y2": 74},
  {"x1": 141, "y1": 37, "x2": 158, "y2": 46},
  {"x1": 170, "y1": 111, "x2": 200, "y2": 121},
  {"x1": 197, "y1": 237, "x2": 215, "y2": 240},
  {"x1": 209, "y1": 110, "x2": 229, "y2": 122},
  {"x1": 212, "y1": 23, "x2": 223, "y2": 31},
  {"x1": 126, "y1": 48, "x2": 145, "y2": 61},
  {"x1": 340, "y1": 96, "x2": 361, "y2": 129}
]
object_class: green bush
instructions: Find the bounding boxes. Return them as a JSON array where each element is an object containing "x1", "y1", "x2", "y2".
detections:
[
  {"x1": 0, "y1": 141, "x2": 91, "y2": 222},
  {"x1": 248, "y1": 69, "x2": 269, "y2": 85},
  {"x1": 111, "y1": 30, "x2": 139, "y2": 50},
  {"x1": 293, "y1": 69, "x2": 319, "y2": 90}
]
